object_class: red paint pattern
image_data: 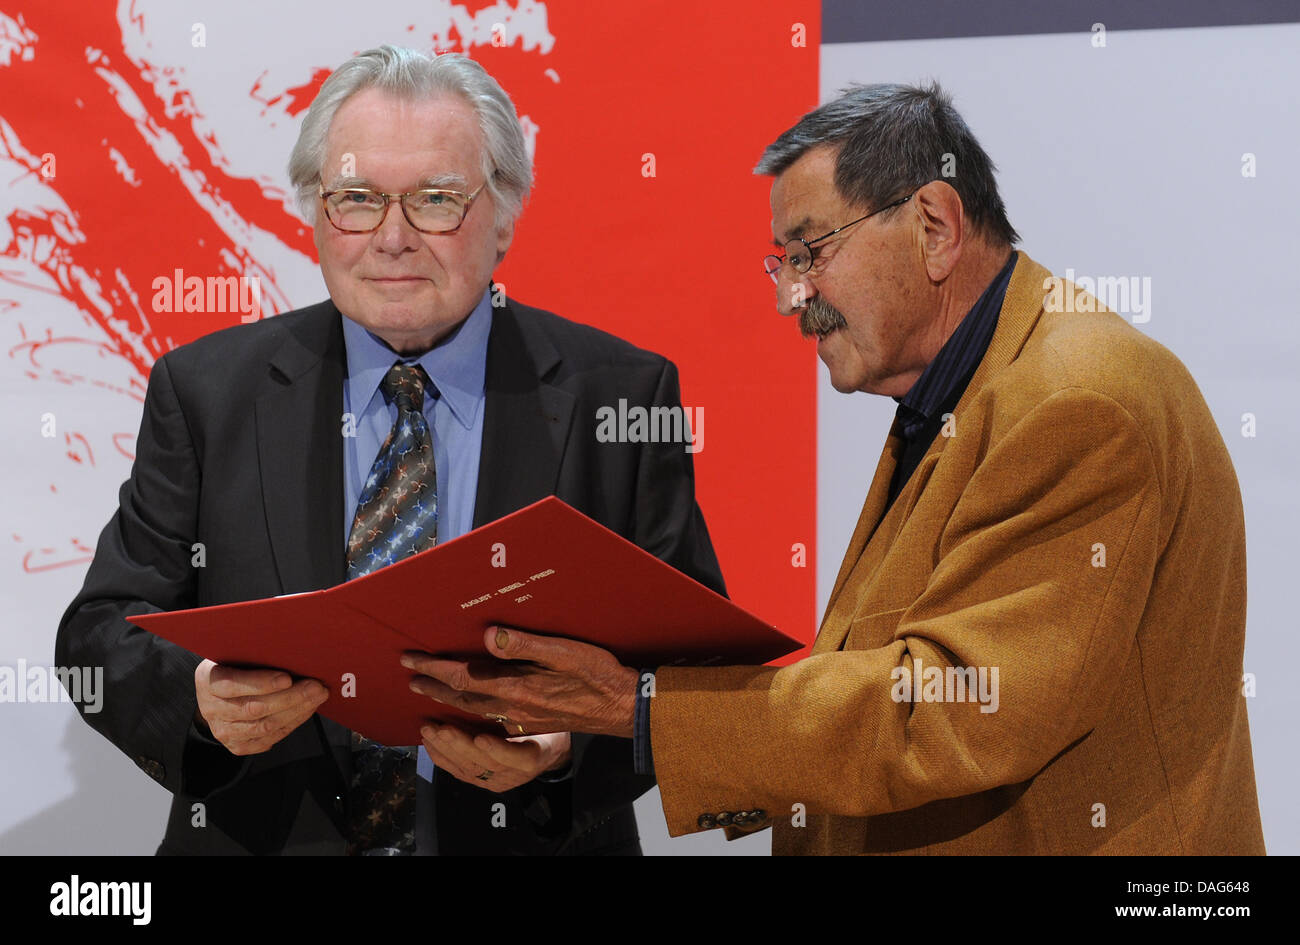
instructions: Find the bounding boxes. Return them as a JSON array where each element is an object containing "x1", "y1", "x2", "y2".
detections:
[{"x1": 1, "y1": 1, "x2": 821, "y2": 650}]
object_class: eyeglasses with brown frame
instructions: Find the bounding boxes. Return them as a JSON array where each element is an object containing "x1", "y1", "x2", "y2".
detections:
[{"x1": 318, "y1": 182, "x2": 487, "y2": 234}]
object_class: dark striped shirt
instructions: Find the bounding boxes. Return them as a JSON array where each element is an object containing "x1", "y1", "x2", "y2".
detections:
[
  {"x1": 886, "y1": 250, "x2": 1017, "y2": 507},
  {"x1": 895, "y1": 251, "x2": 1017, "y2": 440}
]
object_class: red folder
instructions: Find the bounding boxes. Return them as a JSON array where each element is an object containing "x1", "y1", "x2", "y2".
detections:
[{"x1": 128, "y1": 497, "x2": 801, "y2": 745}]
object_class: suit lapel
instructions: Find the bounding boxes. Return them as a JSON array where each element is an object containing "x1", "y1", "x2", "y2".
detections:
[
  {"x1": 472, "y1": 298, "x2": 575, "y2": 527},
  {"x1": 943, "y1": 251, "x2": 1048, "y2": 421},
  {"x1": 814, "y1": 252, "x2": 1052, "y2": 648},
  {"x1": 254, "y1": 303, "x2": 347, "y2": 594},
  {"x1": 252, "y1": 295, "x2": 575, "y2": 582}
]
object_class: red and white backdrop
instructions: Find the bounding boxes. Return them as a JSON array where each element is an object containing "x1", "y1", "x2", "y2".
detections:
[
  {"x1": 0, "y1": 0, "x2": 819, "y2": 854},
  {"x1": 2, "y1": 1, "x2": 1295, "y2": 856}
]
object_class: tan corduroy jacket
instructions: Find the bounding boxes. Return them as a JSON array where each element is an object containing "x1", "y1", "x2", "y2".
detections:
[{"x1": 651, "y1": 252, "x2": 1265, "y2": 855}]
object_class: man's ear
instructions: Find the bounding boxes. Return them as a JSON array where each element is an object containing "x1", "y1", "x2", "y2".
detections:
[
  {"x1": 495, "y1": 216, "x2": 516, "y2": 265},
  {"x1": 912, "y1": 180, "x2": 965, "y2": 283}
]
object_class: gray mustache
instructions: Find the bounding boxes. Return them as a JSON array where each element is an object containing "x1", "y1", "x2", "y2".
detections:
[{"x1": 799, "y1": 297, "x2": 848, "y2": 338}]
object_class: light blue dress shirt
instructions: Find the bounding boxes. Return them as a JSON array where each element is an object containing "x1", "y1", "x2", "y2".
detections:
[
  {"x1": 340, "y1": 288, "x2": 491, "y2": 781},
  {"x1": 340, "y1": 290, "x2": 490, "y2": 546}
]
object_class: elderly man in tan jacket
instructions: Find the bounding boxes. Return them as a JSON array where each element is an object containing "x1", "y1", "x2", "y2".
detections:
[{"x1": 403, "y1": 82, "x2": 1265, "y2": 855}]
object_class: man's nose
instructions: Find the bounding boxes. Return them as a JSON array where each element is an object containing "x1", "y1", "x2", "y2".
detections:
[
  {"x1": 373, "y1": 199, "x2": 422, "y2": 252},
  {"x1": 775, "y1": 267, "x2": 816, "y2": 318}
]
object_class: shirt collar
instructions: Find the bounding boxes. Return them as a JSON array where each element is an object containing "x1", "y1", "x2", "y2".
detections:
[
  {"x1": 340, "y1": 288, "x2": 492, "y2": 430},
  {"x1": 893, "y1": 251, "x2": 1017, "y2": 439}
]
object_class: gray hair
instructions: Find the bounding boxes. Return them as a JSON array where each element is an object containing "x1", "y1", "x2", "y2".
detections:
[
  {"x1": 288, "y1": 45, "x2": 532, "y2": 233},
  {"x1": 755, "y1": 81, "x2": 1018, "y2": 246}
]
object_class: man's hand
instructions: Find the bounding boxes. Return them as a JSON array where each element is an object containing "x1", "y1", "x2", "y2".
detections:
[
  {"x1": 194, "y1": 659, "x2": 329, "y2": 756},
  {"x1": 420, "y1": 723, "x2": 571, "y2": 793},
  {"x1": 402, "y1": 627, "x2": 639, "y2": 738}
]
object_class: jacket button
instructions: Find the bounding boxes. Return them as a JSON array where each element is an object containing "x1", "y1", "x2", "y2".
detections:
[
  {"x1": 134, "y1": 756, "x2": 165, "y2": 782},
  {"x1": 716, "y1": 811, "x2": 733, "y2": 826},
  {"x1": 697, "y1": 813, "x2": 716, "y2": 829},
  {"x1": 752, "y1": 809, "x2": 767, "y2": 822}
]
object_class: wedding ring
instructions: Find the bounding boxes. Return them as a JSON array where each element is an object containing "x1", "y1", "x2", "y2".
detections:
[{"x1": 476, "y1": 769, "x2": 494, "y2": 781}]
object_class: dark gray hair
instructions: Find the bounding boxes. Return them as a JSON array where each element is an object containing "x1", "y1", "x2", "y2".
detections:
[
  {"x1": 288, "y1": 45, "x2": 532, "y2": 233},
  {"x1": 755, "y1": 81, "x2": 1018, "y2": 246}
]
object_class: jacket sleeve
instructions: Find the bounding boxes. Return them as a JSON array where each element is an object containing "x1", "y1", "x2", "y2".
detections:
[
  {"x1": 55, "y1": 353, "x2": 246, "y2": 797},
  {"x1": 648, "y1": 387, "x2": 1163, "y2": 836}
]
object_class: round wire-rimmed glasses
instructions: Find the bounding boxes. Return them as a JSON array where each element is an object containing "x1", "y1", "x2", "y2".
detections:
[{"x1": 763, "y1": 191, "x2": 914, "y2": 283}]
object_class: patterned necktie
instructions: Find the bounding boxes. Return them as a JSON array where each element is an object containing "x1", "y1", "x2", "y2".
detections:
[{"x1": 344, "y1": 361, "x2": 438, "y2": 855}]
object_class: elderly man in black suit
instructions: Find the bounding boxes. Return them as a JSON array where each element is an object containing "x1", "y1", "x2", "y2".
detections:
[{"x1": 57, "y1": 45, "x2": 722, "y2": 856}]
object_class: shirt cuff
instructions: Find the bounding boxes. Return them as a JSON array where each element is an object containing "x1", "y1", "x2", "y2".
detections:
[
  {"x1": 535, "y1": 756, "x2": 574, "y2": 782},
  {"x1": 633, "y1": 669, "x2": 655, "y2": 776}
]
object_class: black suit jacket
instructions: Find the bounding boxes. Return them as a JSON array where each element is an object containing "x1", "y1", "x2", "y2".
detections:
[{"x1": 55, "y1": 295, "x2": 725, "y2": 855}]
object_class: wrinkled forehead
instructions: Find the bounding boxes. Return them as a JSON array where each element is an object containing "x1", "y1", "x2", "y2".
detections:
[
  {"x1": 768, "y1": 145, "x2": 847, "y2": 244},
  {"x1": 320, "y1": 88, "x2": 485, "y2": 183}
]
